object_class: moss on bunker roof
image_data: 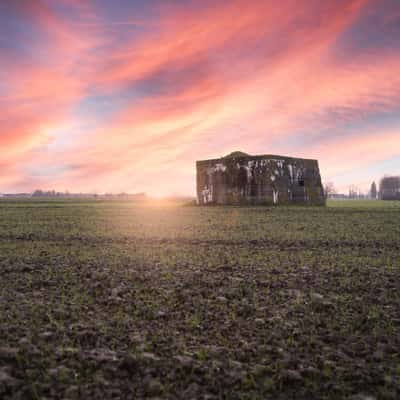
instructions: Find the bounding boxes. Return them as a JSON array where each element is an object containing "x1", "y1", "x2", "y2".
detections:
[{"x1": 224, "y1": 151, "x2": 250, "y2": 158}]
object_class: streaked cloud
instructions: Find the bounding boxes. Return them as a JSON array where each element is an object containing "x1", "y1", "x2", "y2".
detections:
[{"x1": 1, "y1": 0, "x2": 399, "y2": 194}]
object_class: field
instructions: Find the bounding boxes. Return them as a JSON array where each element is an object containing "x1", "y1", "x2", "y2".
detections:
[{"x1": 0, "y1": 199, "x2": 399, "y2": 399}]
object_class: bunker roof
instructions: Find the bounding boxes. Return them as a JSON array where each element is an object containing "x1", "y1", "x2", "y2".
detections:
[
  {"x1": 224, "y1": 151, "x2": 250, "y2": 158},
  {"x1": 197, "y1": 151, "x2": 318, "y2": 166}
]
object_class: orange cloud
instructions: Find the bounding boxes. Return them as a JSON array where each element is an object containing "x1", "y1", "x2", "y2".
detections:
[{"x1": 1, "y1": 0, "x2": 400, "y2": 194}]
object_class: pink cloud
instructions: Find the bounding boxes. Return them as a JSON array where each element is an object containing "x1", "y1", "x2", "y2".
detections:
[{"x1": 1, "y1": 0, "x2": 400, "y2": 194}]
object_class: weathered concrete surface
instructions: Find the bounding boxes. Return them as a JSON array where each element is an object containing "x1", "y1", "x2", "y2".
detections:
[{"x1": 196, "y1": 152, "x2": 325, "y2": 205}]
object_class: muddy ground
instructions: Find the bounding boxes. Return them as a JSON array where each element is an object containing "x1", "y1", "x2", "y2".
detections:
[{"x1": 0, "y1": 199, "x2": 399, "y2": 399}]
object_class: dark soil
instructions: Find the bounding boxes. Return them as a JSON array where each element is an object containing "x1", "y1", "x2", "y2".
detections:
[{"x1": 0, "y1": 199, "x2": 399, "y2": 399}]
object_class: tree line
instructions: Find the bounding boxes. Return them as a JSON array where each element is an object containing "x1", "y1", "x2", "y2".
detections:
[{"x1": 323, "y1": 175, "x2": 400, "y2": 200}]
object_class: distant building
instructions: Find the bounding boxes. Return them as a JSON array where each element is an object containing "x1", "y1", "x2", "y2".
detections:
[
  {"x1": 329, "y1": 193, "x2": 348, "y2": 200},
  {"x1": 196, "y1": 151, "x2": 325, "y2": 205},
  {"x1": 2, "y1": 193, "x2": 31, "y2": 198},
  {"x1": 379, "y1": 176, "x2": 400, "y2": 200}
]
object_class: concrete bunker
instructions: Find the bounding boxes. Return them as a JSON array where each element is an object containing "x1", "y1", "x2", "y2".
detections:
[{"x1": 196, "y1": 151, "x2": 325, "y2": 205}]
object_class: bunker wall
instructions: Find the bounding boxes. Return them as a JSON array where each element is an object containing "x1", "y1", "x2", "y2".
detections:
[{"x1": 196, "y1": 155, "x2": 325, "y2": 205}]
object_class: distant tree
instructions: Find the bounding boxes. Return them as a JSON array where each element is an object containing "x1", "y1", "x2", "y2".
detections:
[
  {"x1": 348, "y1": 185, "x2": 358, "y2": 199},
  {"x1": 32, "y1": 189, "x2": 44, "y2": 197},
  {"x1": 323, "y1": 182, "x2": 336, "y2": 199},
  {"x1": 32, "y1": 189, "x2": 62, "y2": 197},
  {"x1": 370, "y1": 181, "x2": 377, "y2": 199}
]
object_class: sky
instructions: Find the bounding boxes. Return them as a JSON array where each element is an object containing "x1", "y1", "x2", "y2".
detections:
[{"x1": 1, "y1": 0, "x2": 399, "y2": 196}]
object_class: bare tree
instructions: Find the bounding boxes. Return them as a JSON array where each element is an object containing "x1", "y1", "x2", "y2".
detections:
[
  {"x1": 348, "y1": 184, "x2": 359, "y2": 199},
  {"x1": 323, "y1": 182, "x2": 336, "y2": 199}
]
